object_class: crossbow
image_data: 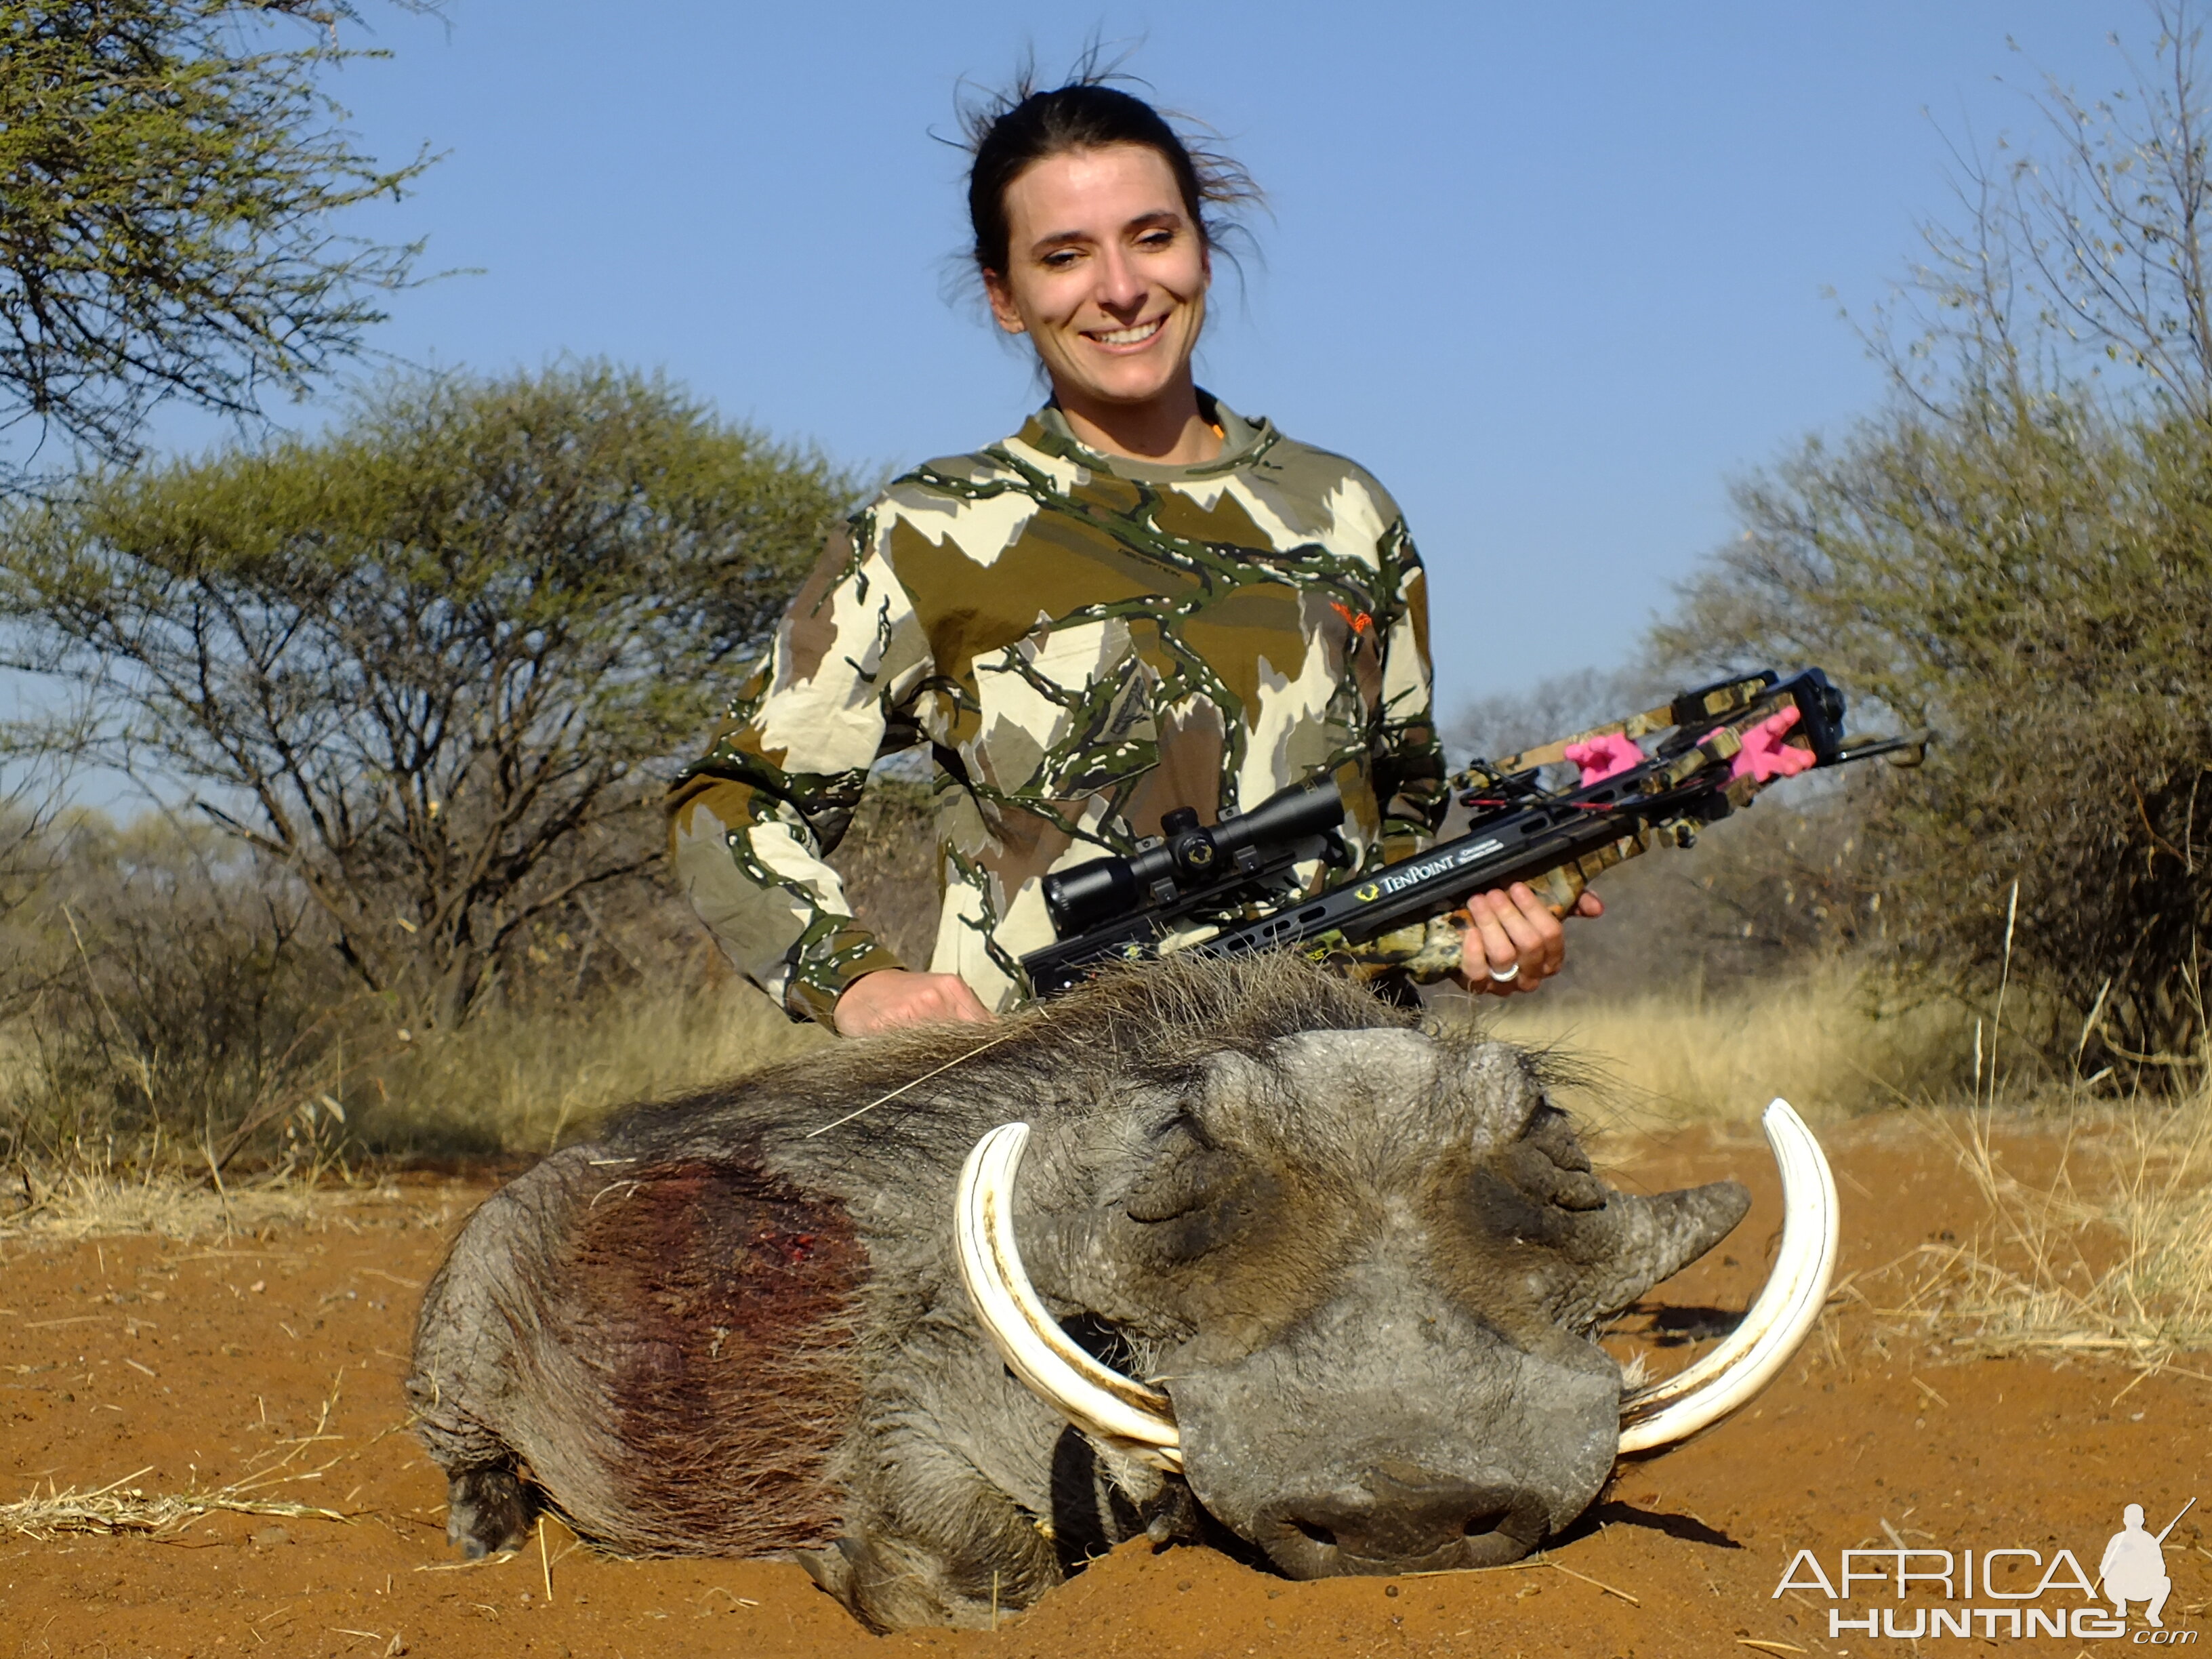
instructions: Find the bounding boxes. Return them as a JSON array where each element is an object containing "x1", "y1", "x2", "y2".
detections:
[{"x1": 1019, "y1": 668, "x2": 1927, "y2": 998}]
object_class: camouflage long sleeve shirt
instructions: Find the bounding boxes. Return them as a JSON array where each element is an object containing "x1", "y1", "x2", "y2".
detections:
[{"x1": 666, "y1": 396, "x2": 1448, "y2": 1023}]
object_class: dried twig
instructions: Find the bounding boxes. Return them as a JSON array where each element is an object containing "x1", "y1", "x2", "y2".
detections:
[{"x1": 1542, "y1": 1558, "x2": 1642, "y2": 1607}]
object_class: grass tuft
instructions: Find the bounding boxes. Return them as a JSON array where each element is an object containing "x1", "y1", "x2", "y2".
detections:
[
  {"x1": 0, "y1": 1477, "x2": 345, "y2": 1540},
  {"x1": 1, "y1": 1165, "x2": 334, "y2": 1241},
  {"x1": 1481, "y1": 963, "x2": 1966, "y2": 1125},
  {"x1": 1888, "y1": 1086, "x2": 2212, "y2": 1366}
]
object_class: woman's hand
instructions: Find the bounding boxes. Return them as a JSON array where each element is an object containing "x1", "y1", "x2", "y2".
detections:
[
  {"x1": 832, "y1": 969, "x2": 997, "y2": 1036},
  {"x1": 1455, "y1": 883, "x2": 1603, "y2": 996}
]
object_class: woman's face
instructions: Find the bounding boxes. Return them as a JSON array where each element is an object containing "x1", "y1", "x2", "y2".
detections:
[{"x1": 983, "y1": 144, "x2": 1210, "y2": 415}]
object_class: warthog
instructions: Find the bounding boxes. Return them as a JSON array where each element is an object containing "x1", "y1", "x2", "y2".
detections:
[{"x1": 409, "y1": 954, "x2": 1835, "y2": 1630}]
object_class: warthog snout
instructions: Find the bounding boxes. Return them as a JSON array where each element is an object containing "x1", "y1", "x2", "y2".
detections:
[{"x1": 1261, "y1": 1460, "x2": 1551, "y2": 1576}]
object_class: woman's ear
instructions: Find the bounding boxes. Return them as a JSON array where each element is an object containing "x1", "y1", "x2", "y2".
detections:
[{"x1": 982, "y1": 270, "x2": 1027, "y2": 336}]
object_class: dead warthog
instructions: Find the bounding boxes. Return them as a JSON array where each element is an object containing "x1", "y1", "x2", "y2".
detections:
[{"x1": 408, "y1": 954, "x2": 1834, "y2": 1629}]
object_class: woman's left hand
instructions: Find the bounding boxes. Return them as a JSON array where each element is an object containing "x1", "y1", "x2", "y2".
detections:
[{"x1": 1456, "y1": 883, "x2": 1603, "y2": 996}]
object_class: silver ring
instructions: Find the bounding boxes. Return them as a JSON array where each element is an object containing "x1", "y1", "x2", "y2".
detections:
[{"x1": 1487, "y1": 962, "x2": 1521, "y2": 984}]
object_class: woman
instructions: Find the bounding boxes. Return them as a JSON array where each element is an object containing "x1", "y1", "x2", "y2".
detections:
[{"x1": 668, "y1": 77, "x2": 1597, "y2": 1035}]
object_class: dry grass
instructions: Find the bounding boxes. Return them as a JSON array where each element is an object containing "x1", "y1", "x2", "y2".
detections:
[
  {"x1": 0, "y1": 1158, "x2": 462, "y2": 1242},
  {"x1": 0, "y1": 1474, "x2": 346, "y2": 1540},
  {"x1": 1482, "y1": 962, "x2": 1965, "y2": 1126},
  {"x1": 1482, "y1": 961, "x2": 2211, "y2": 1364},
  {"x1": 1882, "y1": 1088, "x2": 2212, "y2": 1368},
  {"x1": 1, "y1": 979, "x2": 823, "y2": 1237},
  {"x1": 0, "y1": 1164, "x2": 340, "y2": 1241},
  {"x1": 356, "y1": 976, "x2": 828, "y2": 1155},
  {"x1": 1, "y1": 975, "x2": 825, "y2": 1225},
  {"x1": 0, "y1": 1371, "x2": 361, "y2": 1540}
]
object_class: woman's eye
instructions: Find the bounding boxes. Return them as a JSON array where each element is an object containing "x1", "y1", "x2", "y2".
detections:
[{"x1": 1042, "y1": 248, "x2": 1082, "y2": 270}]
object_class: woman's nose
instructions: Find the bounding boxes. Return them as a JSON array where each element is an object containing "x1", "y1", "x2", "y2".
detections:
[{"x1": 1091, "y1": 246, "x2": 1147, "y2": 312}]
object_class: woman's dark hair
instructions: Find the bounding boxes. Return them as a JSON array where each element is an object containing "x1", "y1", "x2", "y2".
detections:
[{"x1": 960, "y1": 67, "x2": 1258, "y2": 276}]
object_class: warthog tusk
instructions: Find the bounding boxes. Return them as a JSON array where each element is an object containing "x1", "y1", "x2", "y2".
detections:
[
  {"x1": 954, "y1": 1122, "x2": 1183, "y2": 1471},
  {"x1": 1616, "y1": 1097, "x2": 1840, "y2": 1455}
]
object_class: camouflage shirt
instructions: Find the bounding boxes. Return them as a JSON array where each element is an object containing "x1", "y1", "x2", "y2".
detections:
[{"x1": 667, "y1": 396, "x2": 1447, "y2": 1023}]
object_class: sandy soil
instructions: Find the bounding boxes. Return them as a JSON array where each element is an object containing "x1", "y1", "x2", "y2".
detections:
[{"x1": 1, "y1": 1120, "x2": 2205, "y2": 1658}]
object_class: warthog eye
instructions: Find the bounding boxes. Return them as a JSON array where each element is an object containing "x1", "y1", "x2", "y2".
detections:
[
  {"x1": 1124, "y1": 1139, "x2": 1233, "y2": 1223},
  {"x1": 1519, "y1": 1101, "x2": 1589, "y2": 1167},
  {"x1": 1120, "y1": 1115, "x2": 1258, "y2": 1256}
]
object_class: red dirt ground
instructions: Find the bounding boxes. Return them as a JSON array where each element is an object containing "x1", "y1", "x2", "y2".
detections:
[{"x1": 1, "y1": 1119, "x2": 2204, "y2": 1658}]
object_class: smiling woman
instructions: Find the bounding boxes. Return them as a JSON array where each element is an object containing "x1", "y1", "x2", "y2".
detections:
[
  {"x1": 666, "y1": 72, "x2": 1601, "y2": 1036},
  {"x1": 968, "y1": 86, "x2": 1240, "y2": 464},
  {"x1": 983, "y1": 145, "x2": 1213, "y2": 460}
]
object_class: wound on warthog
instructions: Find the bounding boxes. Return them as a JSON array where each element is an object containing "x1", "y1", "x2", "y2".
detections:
[{"x1": 560, "y1": 1157, "x2": 867, "y2": 1554}]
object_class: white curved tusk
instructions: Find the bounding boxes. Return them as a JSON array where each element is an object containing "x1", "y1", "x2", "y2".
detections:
[
  {"x1": 954, "y1": 1122, "x2": 1183, "y2": 1471},
  {"x1": 1616, "y1": 1097, "x2": 1840, "y2": 1456}
]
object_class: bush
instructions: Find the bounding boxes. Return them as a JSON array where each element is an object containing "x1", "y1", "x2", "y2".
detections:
[
  {"x1": 1662, "y1": 392, "x2": 2212, "y2": 1073},
  {"x1": 1656, "y1": 10, "x2": 2212, "y2": 1077},
  {"x1": 0, "y1": 806, "x2": 834, "y2": 1177},
  {"x1": 0, "y1": 813, "x2": 354, "y2": 1171},
  {"x1": 0, "y1": 363, "x2": 853, "y2": 1030}
]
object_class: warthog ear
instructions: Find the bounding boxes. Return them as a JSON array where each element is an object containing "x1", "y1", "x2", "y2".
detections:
[{"x1": 1564, "y1": 1179, "x2": 1751, "y2": 1330}]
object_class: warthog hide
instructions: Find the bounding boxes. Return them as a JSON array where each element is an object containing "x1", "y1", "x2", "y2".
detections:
[{"x1": 408, "y1": 955, "x2": 1748, "y2": 1629}]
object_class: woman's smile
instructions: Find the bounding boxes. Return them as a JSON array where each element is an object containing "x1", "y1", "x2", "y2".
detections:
[{"x1": 1084, "y1": 314, "x2": 1167, "y2": 350}]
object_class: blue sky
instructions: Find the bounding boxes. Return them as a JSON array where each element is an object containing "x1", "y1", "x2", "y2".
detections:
[{"x1": 166, "y1": 1, "x2": 2156, "y2": 720}]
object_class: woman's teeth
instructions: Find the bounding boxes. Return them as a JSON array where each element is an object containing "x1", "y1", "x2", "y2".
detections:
[{"x1": 1089, "y1": 317, "x2": 1164, "y2": 346}]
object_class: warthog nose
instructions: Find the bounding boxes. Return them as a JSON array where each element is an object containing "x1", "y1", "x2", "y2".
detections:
[{"x1": 1270, "y1": 1460, "x2": 1542, "y2": 1573}]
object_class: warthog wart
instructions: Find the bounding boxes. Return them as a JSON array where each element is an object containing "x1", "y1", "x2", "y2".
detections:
[{"x1": 408, "y1": 954, "x2": 1834, "y2": 1630}]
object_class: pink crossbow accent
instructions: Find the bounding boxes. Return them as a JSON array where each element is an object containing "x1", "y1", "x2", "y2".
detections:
[
  {"x1": 1564, "y1": 732, "x2": 1643, "y2": 786},
  {"x1": 1731, "y1": 706, "x2": 1816, "y2": 783}
]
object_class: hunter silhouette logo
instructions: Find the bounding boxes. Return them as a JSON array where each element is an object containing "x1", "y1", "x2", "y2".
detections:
[
  {"x1": 1774, "y1": 1494, "x2": 2200, "y2": 1642},
  {"x1": 2104, "y1": 1499, "x2": 2194, "y2": 1630}
]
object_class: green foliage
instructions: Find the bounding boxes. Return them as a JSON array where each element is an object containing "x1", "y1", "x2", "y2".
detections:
[
  {"x1": 0, "y1": 0, "x2": 434, "y2": 472},
  {"x1": 0, "y1": 363, "x2": 853, "y2": 1027},
  {"x1": 1658, "y1": 5, "x2": 2212, "y2": 1073},
  {"x1": 1659, "y1": 398, "x2": 2212, "y2": 1067}
]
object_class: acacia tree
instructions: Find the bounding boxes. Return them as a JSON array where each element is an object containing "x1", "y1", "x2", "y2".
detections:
[
  {"x1": 0, "y1": 0, "x2": 434, "y2": 479},
  {"x1": 0, "y1": 364, "x2": 851, "y2": 1027},
  {"x1": 1660, "y1": 1, "x2": 2212, "y2": 1073}
]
